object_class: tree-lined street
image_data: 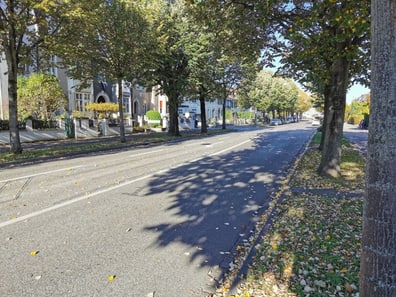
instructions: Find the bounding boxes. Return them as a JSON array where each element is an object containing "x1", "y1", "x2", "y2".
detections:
[{"x1": 1, "y1": 123, "x2": 314, "y2": 296}]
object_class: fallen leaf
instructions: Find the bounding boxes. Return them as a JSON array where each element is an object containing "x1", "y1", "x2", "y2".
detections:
[
  {"x1": 345, "y1": 283, "x2": 354, "y2": 292},
  {"x1": 108, "y1": 275, "x2": 116, "y2": 281}
]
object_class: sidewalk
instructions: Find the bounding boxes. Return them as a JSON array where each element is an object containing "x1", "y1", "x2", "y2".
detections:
[
  {"x1": 0, "y1": 129, "x2": 68, "y2": 145},
  {"x1": 0, "y1": 126, "x2": 207, "y2": 155},
  {"x1": 0, "y1": 126, "x2": 145, "y2": 155}
]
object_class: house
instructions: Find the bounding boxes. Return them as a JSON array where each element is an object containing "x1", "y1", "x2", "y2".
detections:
[{"x1": 0, "y1": 54, "x2": 239, "y2": 130}]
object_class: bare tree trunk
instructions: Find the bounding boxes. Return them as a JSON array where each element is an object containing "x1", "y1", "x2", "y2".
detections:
[
  {"x1": 167, "y1": 95, "x2": 180, "y2": 137},
  {"x1": 360, "y1": 1, "x2": 396, "y2": 296},
  {"x1": 5, "y1": 28, "x2": 22, "y2": 154},
  {"x1": 318, "y1": 57, "x2": 349, "y2": 177},
  {"x1": 199, "y1": 93, "x2": 207, "y2": 134},
  {"x1": 319, "y1": 85, "x2": 331, "y2": 151},
  {"x1": 117, "y1": 79, "x2": 126, "y2": 143},
  {"x1": 222, "y1": 97, "x2": 226, "y2": 130}
]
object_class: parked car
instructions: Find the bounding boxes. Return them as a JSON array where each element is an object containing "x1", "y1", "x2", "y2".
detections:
[
  {"x1": 270, "y1": 118, "x2": 282, "y2": 126},
  {"x1": 312, "y1": 119, "x2": 321, "y2": 126}
]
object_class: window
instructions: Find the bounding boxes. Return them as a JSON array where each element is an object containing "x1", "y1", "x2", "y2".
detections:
[
  {"x1": 123, "y1": 93, "x2": 130, "y2": 114},
  {"x1": 75, "y1": 93, "x2": 91, "y2": 111},
  {"x1": 48, "y1": 56, "x2": 58, "y2": 76}
]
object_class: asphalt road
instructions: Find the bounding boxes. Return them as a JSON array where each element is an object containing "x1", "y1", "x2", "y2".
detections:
[
  {"x1": 0, "y1": 122, "x2": 315, "y2": 297},
  {"x1": 343, "y1": 123, "x2": 368, "y2": 157}
]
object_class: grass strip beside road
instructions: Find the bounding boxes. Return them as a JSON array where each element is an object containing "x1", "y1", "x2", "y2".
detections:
[
  {"x1": 215, "y1": 135, "x2": 365, "y2": 297},
  {"x1": 0, "y1": 135, "x2": 170, "y2": 164},
  {"x1": 0, "y1": 130, "x2": 229, "y2": 165}
]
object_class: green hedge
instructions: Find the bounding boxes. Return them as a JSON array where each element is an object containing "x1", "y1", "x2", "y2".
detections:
[{"x1": 146, "y1": 110, "x2": 161, "y2": 120}]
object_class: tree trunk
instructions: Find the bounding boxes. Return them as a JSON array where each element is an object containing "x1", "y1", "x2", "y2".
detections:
[
  {"x1": 117, "y1": 79, "x2": 126, "y2": 143},
  {"x1": 167, "y1": 95, "x2": 180, "y2": 137},
  {"x1": 199, "y1": 93, "x2": 207, "y2": 134},
  {"x1": 319, "y1": 85, "x2": 331, "y2": 151},
  {"x1": 318, "y1": 57, "x2": 349, "y2": 177},
  {"x1": 222, "y1": 96, "x2": 226, "y2": 130},
  {"x1": 5, "y1": 28, "x2": 22, "y2": 154},
  {"x1": 360, "y1": 1, "x2": 396, "y2": 296}
]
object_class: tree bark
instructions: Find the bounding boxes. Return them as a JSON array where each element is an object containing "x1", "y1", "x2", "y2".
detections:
[
  {"x1": 319, "y1": 85, "x2": 331, "y2": 151},
  {"x1": 199, "y1": 93, "x2": 207, "y2": 134},
  {"x1": 222, "y1": 96, "x2": 226, "y2": 130},
  {"x1": 318, "y1": 57, "x2": 349, "y2": 177},
  {"x1": 360, "y1": 1, "x2": 396, "y2": 296},
  {"x1": 5, "y1": 22, "x2": 22, "y2": 154},
  {"x1": 167, "y1": 95, "x2": 180, "y2": 137},
  {"x1": 117, "y1": 78, "x2": 126, "y2": 143}
]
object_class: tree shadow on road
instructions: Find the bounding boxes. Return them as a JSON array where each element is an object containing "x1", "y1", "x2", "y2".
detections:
[{"x1": 142, "y1": 133, "x2": 299, "y2": 289}]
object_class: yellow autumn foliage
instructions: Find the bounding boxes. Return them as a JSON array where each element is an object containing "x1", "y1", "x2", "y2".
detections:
[{"x1": 85, "y1": 103, "x2": 119, "y2": 112}]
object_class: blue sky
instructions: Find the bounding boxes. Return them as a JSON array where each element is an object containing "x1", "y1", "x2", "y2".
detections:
[
  {"x1": 265, "y1": 66, "x2": 370, "y2": 105},
  {"x1": 347, "y1": 84, "x2": 370, "y2": 103}
]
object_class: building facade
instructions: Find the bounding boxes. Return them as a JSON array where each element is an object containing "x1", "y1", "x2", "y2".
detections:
[{"x1": 0, "y1": 55, "x2": 238, "y2": 128}]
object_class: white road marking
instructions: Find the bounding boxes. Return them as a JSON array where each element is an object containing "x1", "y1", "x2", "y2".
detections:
[
  {"x1": 209, "y1": 139, "x2": 251, "y2": 156},
  {"x1": 0, "y1": 166, "x2": 85, "y2": 183},
  {"x1": 130, "y1": 149, "x2": 164, "y2": 158},
  {"x1": 0, "y1": 173, "x2": 154, "y2": 229},
  {"x1": 0, "y1": 136, "x2": 255, "y2": 229}
]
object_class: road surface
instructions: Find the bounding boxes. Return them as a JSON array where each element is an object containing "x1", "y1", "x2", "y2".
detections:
[{"x1": 0, "y1": 122, "x2": 314, "y2": 297}]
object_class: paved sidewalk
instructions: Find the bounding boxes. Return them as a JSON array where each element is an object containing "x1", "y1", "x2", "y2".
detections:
[
  {"x1": 0, "y1": 129, "x2": 68, "y2": 145},
  {"x1": 0, "y1": 127, "x2": 207, "y2": 154}
]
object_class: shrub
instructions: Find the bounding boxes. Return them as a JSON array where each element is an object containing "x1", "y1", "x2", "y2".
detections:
[
  {"x1": 86, "y1": 103, "x2": 119, "y2": 113},
  {"x1": 145, "y1": 110, "x2": 161, "y2": 121},
  {"x1": 72, "y1": 111, "x2": 92, "y2": 119},
  {"x1": 133, "y1": 126, "x2": 145, "y2": 133},
  {"x1": 237, "y1": 111, "x2": 255, "y2": 119}
]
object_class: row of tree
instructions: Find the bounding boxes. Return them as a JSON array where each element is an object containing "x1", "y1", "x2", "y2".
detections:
[
  {"x1": 1, "y1": 0, "x2": 371, "y2": 177},
  {"x1": 237, "y1": 69, "x2": 312, "y2": 119},
  {"x1": 2, "y1": 0, "x2": 395, "y2": 294},
  {"x1": 345, "y1": 93, "x2": 370, "y2": 125},
  {"x1": 2, "y1": 0, "x2": 261, "y2": 152}
]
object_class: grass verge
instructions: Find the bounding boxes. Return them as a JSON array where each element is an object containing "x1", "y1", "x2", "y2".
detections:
[
  {"x1": 214, "y1": 135, "x2": 365, "y2": 297},
  {"x1": 0, "y1": 130, "x2": 229, "y2": 164}
]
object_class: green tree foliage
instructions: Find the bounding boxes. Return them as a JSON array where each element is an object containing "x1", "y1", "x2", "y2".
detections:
[
  {"x1": 56, "y1": 0, "x2": 157, "y2": 143},
  {"x1": 185, "y1": 1, "x2": 267, "y2": 132},
  {"x1": 0, "y1": 0, "x2": 81, "y2": 153},
  {"x1": 182, "y1": 20, "x2": 224, "y2": 133},
  {"x1": 295, "y1": 88, "x2": 312, "y2": 116},
  {"x1": 237, "y1": 70, "x2": 299, "y2": 118},
  {"x1": 17, "y1": 73, "x2": 67, "y2": 121},
  {"x1": 264, "y1": 0, "x2": 370, "y2": 176},
  {"x1": 185, "y1": 0, "x2": 271, "y2": 62},
  {"x1": 346, "y1": 93, "x2": 370, "y2": 125},
  {"x1": 146, "y1": 0, "x2": 190, "y2": 136}
]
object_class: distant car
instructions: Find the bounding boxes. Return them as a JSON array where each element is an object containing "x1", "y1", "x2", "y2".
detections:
[
  {"x1": 312, "y1": 119, "x2": 321, "y2": 126},
  {"x1": 270, "y1": 118, "x2": 282, "y2": 126}
]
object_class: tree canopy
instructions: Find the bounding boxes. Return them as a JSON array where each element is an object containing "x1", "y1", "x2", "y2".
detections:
[
  {"x1": 1, "y1": 0, "x2": 84, "y2": 153},
  {"x1": 55, "y1": 0, "x2": 157, "y2": 142},
  {"x1": 264, "y1": 0, "x2": 370, "y2": 176},
  {"x1": 237, "y1": 70, "x2": 301, "y2": 119},
  {"x1": 2, "y1": 0, "x2": 371, "y2": 170},
  {"x1": 17, "y1": 73, "x2": 67, "y2": 121}
]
